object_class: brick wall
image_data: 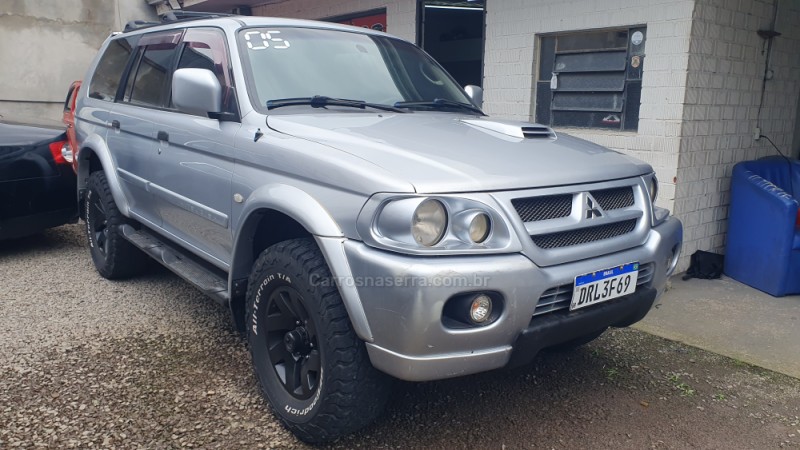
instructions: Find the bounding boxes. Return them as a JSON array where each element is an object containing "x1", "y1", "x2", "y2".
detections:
[
  {"x1": 674, "y1": 0, "x2": 800, "y2": 268},
  {"x1": 485, "y1": 0, "x2": 799, "y2": 272},
  {"x1": 252, "y1": 0, "x2": 800, "y2": 273},
  {"x1": 484, "y1": 0, "x2": 697, "y2": 215},
  {"x1": 251, "y1": 0, "x2": 417, "y2": 43}
]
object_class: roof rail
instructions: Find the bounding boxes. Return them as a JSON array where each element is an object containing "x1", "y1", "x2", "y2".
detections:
[
  {"x1": 124, "y1": 20, "x2": 161, "y2": 32},
  {"x1": 163, "y1": 10, "x2": 236, "y2": 21},
  {"x1": 122, "y1": 10, "x2": 237, "y2": 33}
]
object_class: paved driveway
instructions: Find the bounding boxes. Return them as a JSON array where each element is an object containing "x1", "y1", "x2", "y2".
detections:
[
  {"x1": 637, "y1": 275, "x2": 800, "y2": 379},
  {"x1": 1, "y1": 224, "x2": 799, "y2": 449}
]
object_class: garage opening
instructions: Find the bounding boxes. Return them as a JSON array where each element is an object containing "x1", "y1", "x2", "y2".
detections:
[{"x1": 417, "y1": 0, "x2": 485, "y2": 88}]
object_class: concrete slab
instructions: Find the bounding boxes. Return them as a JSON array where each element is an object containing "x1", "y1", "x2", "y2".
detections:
[{"x1": 634, "y1": 275, "x2": 800, "y2": 379}]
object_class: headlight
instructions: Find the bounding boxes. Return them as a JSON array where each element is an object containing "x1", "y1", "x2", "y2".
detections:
[
  {"x1": 469, "y1": 213, "x2": 491, "y2": 243},
  {"x1": 361, "y1": 195, "x2": 520, "y2": 255},
  {"x1": 648, "y1": 174, "x2": 659, "y2": 204},
  {"x1": 647, "y1": 173, "x2": 671, "y2": 226},
  {"x1": 412, "y1": 199, "x2": 447, "y2": 246}
]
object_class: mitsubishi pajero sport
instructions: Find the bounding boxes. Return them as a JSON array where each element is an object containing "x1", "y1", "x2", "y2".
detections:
[{"x1": 74, "y1": 15, "x2": 683, "y2": 443}]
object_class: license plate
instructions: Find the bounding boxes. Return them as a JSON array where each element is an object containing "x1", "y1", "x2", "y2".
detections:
[{"x1": 570, "y1": 262, "x2": 639, "y2": 311}]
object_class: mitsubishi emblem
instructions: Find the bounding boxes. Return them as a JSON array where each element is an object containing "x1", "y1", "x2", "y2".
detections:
[{"x1": 585, "y1": 195, "x2": 602, "y2": 219}]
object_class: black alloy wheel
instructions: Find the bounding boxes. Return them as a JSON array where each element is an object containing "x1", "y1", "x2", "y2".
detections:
[
  {"x1": 264, "y1": 285, "x2": 321, "y2": 400},
  {"x1": 87, "y1": 189, "x2": 110, "y2": 257},
  {"x1": 84, "y1": 171, "x2": 147, "y2": 279},
  {"x1": 246, "y1": 238, "x2": 391, "y2": 443}
]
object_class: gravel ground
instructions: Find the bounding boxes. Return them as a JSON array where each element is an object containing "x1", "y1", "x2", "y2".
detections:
[{"x1": 2, "y1": 224, "x2": 800, "y2": 449}]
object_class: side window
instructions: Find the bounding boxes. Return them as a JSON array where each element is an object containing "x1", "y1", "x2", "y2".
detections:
[
  {"x1": 87, "y1": 37, "x2": 138, "y2": 101},
  {"x1": 124, "y1": 30, "x2": 183, "y2": 108},
  {"x1": 176, "y1": 27, "x2": 236, "y2": 114},
  {"x1": 63, "y1": 84, "x2": 77, "y2": 112}
]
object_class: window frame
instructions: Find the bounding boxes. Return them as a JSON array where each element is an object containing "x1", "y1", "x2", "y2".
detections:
[
  {"x1": 120, "y1": 29, "x2": 184, "y2": 110},
  {"x1": 114, "y1": 26, "x2": 240, "y2": 121},
  {"x1": 235, "y1": 25, "x2": 472, "y2": 116},
  {"x1": 63, "y1": 83, "x2": 78, "y2": 112},
  {"x1": 534, "y1": 26, "x2": 646, "y2": 131},
  {"x1": 173, "y1": 26, "x2": 240, "y2": 119},
  {"x1": 86, "y1": 35, "x2": 140, "y2": 102}
]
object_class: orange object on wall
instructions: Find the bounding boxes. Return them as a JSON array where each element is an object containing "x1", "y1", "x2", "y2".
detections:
[{"x1": 336, "y1": 13, "x2": 387, "y2": 32}]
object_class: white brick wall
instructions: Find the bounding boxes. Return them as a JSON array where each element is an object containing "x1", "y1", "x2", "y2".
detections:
[
  {"x1": 674, "y1": 0, "x2": 800, "y2": 270},
  {"x1": 483, "y1": 0, "x2": 697, "y2": 216},
  {"x1": 252, "y1": 0, "x2": 800, "y2": 274},
  {"x1": 252, "y1": 0, "x2": 417, "y2": 43},
  {"x1": 485, "y1": 0, "x2": 799, "y2": 272}
]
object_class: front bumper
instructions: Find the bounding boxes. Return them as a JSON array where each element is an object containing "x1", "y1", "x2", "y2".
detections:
[{"x1": 341, "y1": 216, "x2": 682, "y2": 381}]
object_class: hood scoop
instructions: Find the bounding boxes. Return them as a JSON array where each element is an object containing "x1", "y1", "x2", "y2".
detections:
[{"x1": 460, "y1": 119, "x2": 556, "y2": 140}]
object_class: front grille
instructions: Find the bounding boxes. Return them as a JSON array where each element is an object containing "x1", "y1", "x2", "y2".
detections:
[
  {"x1": 533, "y1": 263, "x2": 655, "y2": 317},
  {"x1": 512, "y1": 194, "x2": 572, "y2": 222},
  {"x1": 531, "y1": 219, "x2": 637, "y2": 249},
  {"x1": 590, "y1": 187, "x2": 634, "y2": 211}
]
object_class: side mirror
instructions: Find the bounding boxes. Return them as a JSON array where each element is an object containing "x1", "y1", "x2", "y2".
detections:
[
  {"x1": 172, "y1": 68, "x2": 221, "y2": 117},
  {"x1": 464, "y1": 85, "x2": 483, "y2": 108}
]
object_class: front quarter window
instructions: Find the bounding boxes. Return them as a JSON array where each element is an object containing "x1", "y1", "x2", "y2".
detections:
[{"x1": 238, "y1": 27, "x2": 473, "y2": 112}]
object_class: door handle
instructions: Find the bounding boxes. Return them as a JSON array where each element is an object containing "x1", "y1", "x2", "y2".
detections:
[
  {"x1": 157, "y1": 130, "x2": 169, "y2": 142},
  {"x1": 110, "y1": 120, "x2": 120, "y2": 130}
]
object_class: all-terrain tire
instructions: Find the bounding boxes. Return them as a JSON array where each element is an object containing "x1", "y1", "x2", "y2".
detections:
[
  {"x1": 85, "y1": 171, "x2": 147, "y2": 279},
  {"x1": 246, "y1": 238, "x2": 391, "y2": 443}
]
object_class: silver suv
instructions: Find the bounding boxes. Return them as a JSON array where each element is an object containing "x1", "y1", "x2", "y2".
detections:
[{"x1": 75, "y1": 15, "x2": 682, "y2": 443}]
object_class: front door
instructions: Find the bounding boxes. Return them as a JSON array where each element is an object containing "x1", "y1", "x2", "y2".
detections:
[{"x1": 147, "y1": 27, "x2": 238, "y2": 268}]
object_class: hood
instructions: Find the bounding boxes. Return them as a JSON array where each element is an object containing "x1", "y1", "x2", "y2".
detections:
[{"x1": 266, "y1": 113, "x2": 652, "y2": 193}]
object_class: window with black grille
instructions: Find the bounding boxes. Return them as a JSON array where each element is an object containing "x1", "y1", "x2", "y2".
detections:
[{"x1": 535, "y1": 27, "x2": 645, "y2": 131}]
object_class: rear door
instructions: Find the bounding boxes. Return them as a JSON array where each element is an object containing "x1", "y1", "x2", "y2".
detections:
[
  {"x1": 144, "y1": 27, "x2": 238, "y2": 268},
  {"x1": 109, "y1": 30, "x2": 183, "y2": 229}
]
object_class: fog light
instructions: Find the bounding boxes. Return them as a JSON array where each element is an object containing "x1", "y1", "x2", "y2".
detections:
[{"x1": 470, "y1": 294, "x2": 492, "y2": 323}]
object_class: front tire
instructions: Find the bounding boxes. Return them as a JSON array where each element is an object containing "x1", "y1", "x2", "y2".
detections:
[
  {"x1": 246, "y1": 238, "x2": 390, "y2": 443},
  {"x1": 85, "y1": 171, "x2": 147, "y2": 279}
]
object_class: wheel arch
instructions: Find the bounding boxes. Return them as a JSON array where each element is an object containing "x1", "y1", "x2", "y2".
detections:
[
  {"x1": 229, "y1": 184, "x2": 373, "y2": 342},
  {"x1": 76, "y1": 135, "x2": 131, "y2": 217}
]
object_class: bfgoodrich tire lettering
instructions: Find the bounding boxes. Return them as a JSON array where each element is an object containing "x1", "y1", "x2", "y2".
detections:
[
  {"x1": 85, "y1": 171, "x2": 147, "y2": 279},
  {"x1": 246, "y1": 238, "x2": 390, "y2": 443}
]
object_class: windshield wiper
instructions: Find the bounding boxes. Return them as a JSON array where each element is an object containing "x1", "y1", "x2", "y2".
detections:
[
  {"x1": 393, "y1": 98, "x2": 484, "y2": 115},
  {"x1": 266, "y1": 96, "x2": 405, "y2": 113}
]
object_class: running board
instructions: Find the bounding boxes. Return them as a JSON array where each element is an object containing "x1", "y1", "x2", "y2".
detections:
[{"x1": 119, "y1": 224, "x2": 230, "y2": 306}]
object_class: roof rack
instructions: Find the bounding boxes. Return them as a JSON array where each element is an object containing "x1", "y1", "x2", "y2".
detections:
[
  {"x1": 123, "y1": 10, "x2": 237, "y2": 33},
  {"x1": 163, "y1": 10, "x2": 236, "y2": 21}
]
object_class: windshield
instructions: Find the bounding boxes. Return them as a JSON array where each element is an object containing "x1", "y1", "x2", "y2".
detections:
[{"x1": 238, "y1": 27, "x2": 474, "y2": 112}]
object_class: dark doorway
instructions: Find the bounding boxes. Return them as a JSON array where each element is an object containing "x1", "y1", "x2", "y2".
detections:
[{"x1": 417, "y1": 0, "x2": 485, "y2": 87}]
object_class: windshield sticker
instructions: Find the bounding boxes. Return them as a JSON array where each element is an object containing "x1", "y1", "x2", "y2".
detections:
[{"x1": 244, "y1": 30, "x2": 291, "y2": 50}]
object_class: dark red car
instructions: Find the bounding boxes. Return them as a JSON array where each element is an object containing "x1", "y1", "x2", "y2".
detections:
[{"x1": 63, "y1": 81, "x2": 81, "y2": 173}]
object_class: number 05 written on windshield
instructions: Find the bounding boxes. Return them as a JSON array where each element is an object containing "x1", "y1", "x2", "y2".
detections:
[{"x1": 244, "y1": 30, "x2": 291, "y2": 50}]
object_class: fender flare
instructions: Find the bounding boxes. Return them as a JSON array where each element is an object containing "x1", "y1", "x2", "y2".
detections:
[
  {"x1": 230, "y1": 184, "x2": 373, "y2": 342},
  {"x1": 77, "y1": 134, "x2": 132, "y2": 216}
]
